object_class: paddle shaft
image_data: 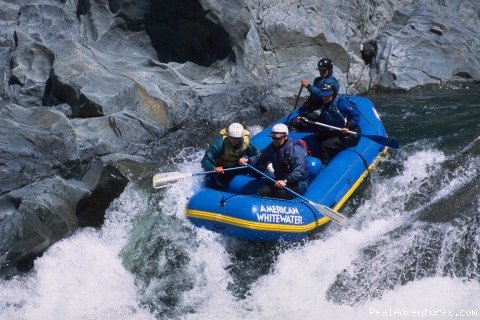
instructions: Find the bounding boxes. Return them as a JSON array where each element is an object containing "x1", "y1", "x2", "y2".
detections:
[
  {"x1": 246, "y1": 164, "x2": 307, "y2": 202},
  {"x1": 303, "y1": 119, "x2": 399, "y2": 149},
  {"x1": 304, "y1": 119, "x2": 356, "y2": 135},
  {"x1": 245, "y1": 164, "x2": 347, "y2": 225},
  {"x1": 194, "y1": 166, "x2": 245, "y2": 176},
  {"x1": 285, "y1": 85, "x2": 304, "y2": 124}
]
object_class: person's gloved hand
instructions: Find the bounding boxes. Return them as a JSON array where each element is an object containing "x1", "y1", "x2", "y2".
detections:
[
  {"x1": 239, "y1": 158, "x2": 248, "y2": 166},
  {"x1": 274, "y1": 179, "x2": 287, "y2": 188}
]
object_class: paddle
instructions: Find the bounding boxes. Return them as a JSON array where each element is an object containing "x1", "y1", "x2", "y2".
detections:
[
  {"x1": 303, "y1": 119, "x2": 399, "y2": 149},
  {"x1": 285, "y1": 85, "x2": 304, "y2": 124},
  {"x1": 152, "y1": 167, "x2": 244, "y2": 189},
  {"x1": 245, "y1": 164, "x2": 347, "y2": 226}
]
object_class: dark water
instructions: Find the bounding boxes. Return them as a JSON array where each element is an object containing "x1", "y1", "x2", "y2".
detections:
[{"x1": 1, "y1": 85, "x2": 479, "y2": 320}]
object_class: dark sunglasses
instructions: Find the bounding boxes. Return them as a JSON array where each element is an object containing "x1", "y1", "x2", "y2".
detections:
[{"x1": 271, "y1": 135, "x2": 285, "y2": 140}]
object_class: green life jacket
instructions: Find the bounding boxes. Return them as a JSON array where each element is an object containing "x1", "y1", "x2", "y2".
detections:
[{"x1": 215, "y1": 128, "x2": 250, "y2": 168}]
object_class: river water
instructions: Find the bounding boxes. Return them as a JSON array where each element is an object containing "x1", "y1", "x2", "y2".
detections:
[{"x1": 1, "y1": 85, "x2": 479, "y2": 320}]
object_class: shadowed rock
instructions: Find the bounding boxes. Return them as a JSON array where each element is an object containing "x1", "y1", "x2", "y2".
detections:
[
  {"x1": 0, "y1": 177, "x2": 90, "y2": 278},
  {"x1": 0, "y1": 103, "x2": 78, "y2": 195},
  {"x1": 76, "y1": 154, "x2": 139, "y2": 227}
]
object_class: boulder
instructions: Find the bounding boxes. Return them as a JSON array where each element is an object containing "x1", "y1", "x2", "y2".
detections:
[
  {"x1": 0, "y1": 177, "x2": 90, "y2": 277},
  {"x1": 0, "y1": 103, "x2": 78, "y2": 195}
]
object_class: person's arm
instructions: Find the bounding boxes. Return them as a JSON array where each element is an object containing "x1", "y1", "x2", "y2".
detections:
[
  {"x1": 240, "y1": 145, "x2": 271, "y2": 169},
  {"x1": 285, "y1": 144, "x2": 308, "y2": 183},
  {"x1": 245, "y1": 143, "x2": 259, "y2": 158},
  {"x1": 201, "y1": 139, "x2": 223, "y2": 171},
  {"x1": 340, "y1": 101, "x2": 361, "y2": 131}
]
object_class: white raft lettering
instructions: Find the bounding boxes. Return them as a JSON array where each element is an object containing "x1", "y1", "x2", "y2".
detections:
[
  {"x1": 256, "y1": 213, "x2": 303, "y2": 225},
  {"x1": 259, "y1": 205, "x2": 299, "y2": 215}
]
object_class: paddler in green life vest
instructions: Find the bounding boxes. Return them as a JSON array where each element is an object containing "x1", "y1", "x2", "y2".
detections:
[{"x1": 201, "y1": 123, "x2": 258, "y2": 190}]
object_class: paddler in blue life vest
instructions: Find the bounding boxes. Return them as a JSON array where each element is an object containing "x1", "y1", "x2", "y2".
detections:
[
  {"x1": 291, "y1": 58, "x2": 340, "y2": 130},
  {"x1": 297, "y1": 84, "x2": 361, "y2": 163},
  {"x1": 298, "y1": 58, "x2": 340, "y2": 112},
  {"x1": 201, "y1": 122, "x2": 258, "y2": 189},
  {"x1": 239, "y1": 124, "x2": 309, "y2": 199}
]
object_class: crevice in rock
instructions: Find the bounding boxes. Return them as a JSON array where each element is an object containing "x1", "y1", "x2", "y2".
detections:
[
  {"x1": 42, "y1": 72, "x2": 79, "y2": 114},
  {"x1": 76, "y1": 0, "x2": 91, "y2": 19},
  {"x1": 78, "y1": 93, "x2": 104, "y2": 117},
  {"x1": 0, "y1": 195, "x2": 21, "y2": 220},
  {"x1": 144, "y1": 0, "x2": 232, "y2": 67},
  {"x1": 42, "y1": 72, "x2": 104, "y2": 118},
  {"x1": 107, "y1": 0, "x2": 233, "y2": 66},
  {"x1": 455, "y1": 72, "x2": 472, "y2": 79},
  {"x1": 360, "y1": 39, "x2": 377, "y2": 66},
  {"x1": 76, "y1": 164, "x2": 128, "y2": 228}
]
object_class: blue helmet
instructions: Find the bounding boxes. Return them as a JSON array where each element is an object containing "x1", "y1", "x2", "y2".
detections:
[{"x1": 319, "y1": 84, "x2": 334, "y2": 96}]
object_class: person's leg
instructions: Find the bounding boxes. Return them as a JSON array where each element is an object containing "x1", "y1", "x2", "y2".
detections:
[
  {"x1": 315, "y1": 130, "x2": 336, "y2": 162},
  {"x1": 271, "y1": 187, "x2": 291, "y2": 199},
  {"x1": 321, "y1": 134, "x2": 345, "y2": 162},
  {"x1": 257, "y1": 184, "x2": 273, "y2": 197}
]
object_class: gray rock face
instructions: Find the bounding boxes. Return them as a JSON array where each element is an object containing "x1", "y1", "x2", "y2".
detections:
[
  {"x1": 0, "y1": 177, "x2": 89, "y2": 277},
  {"x1": 0, "y1": 0, "x2": 478, "y2": 275},
  {"x1": 0, "y1": 103, "x2": 77, "y2": 195},
  {"x1": 373, "y1": 0, "x2": 480, "y2": 90}
]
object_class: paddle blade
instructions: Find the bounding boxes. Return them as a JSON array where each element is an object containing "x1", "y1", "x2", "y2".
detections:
[
  {"x1": 152, "y1": 172, "x2": 190, "y2": 189},
  {"x1": 310, "y1": 201, "x2": 347, "y2": 226},
  {"x1": 362, "y1": 134, "x2": 399, "y2": 149}
]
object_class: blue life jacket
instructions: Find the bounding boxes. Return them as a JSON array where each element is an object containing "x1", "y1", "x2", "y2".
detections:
[
  {"x1": 318, "y1": 99, "x2": 347, "y2": 129},
  {"x1": 304, "y1": 73, "x2": 340, "y2": 109},
  {"x1": 272, "y1": 139, "x2": 308, "y2": 181}
]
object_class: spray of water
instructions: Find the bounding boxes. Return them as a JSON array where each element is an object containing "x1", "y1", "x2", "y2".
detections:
[{"x1": 2, "y1": 134, "x2": 479, "y2": 320}]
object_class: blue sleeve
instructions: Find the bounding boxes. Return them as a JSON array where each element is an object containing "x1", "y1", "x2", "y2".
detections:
[
  {"x1": 248, "y1": 144, "x2": 272, "y2": 168},
  {"x1": 286, "y1": 144, "x2": 307, "y2": 182},
  {"x1": 338, "y1": 99, "x2": 361, "y2": 128},
  {"x1": 328, "y1": 78, "x2": 340, "y2": 95},
  {"x1": 307, "y1": 84, "x2": 322, "y2": 99},
  {"x1": 307, "y1": 75, "x2": 340, "y2": 98},
  {"x1": 201, "y1": 138, "x2": 223, "y2": 171}
]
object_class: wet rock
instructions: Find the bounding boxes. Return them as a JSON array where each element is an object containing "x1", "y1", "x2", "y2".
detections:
[
  {"x1": 76, "y1": 153, "x2": 146, "y2": 227},
  {"x1": 0, "y1": 177, "x2": 90, "y2": 278},
  {"x1": 10, "y1": 30, "x2": 55, "y2": 107},
  {"x1": 360, "y1": 40, "x2": 377, "y2": 66},
  {"x1": 71, "y1": 110, "x2": 164, "y2": 160},
  {"x1": 0, "y1": 103, "x2": 78, "y2": 195},
  {"x1": 372, "y1": 1, "x2": 480, "y2": 90}
]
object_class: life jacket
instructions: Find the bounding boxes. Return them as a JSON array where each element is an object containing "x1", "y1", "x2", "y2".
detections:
[
  {"x1": 214, "y1": 128, "x2": 251, "y2": 168},
  {"x1": 318, "y1": 98, "x2": 347, "y2": 129},
  {"x1": 305, "y1": 74, "x2": 340, "y2": 108},
  {"x1": 272, "y1": 139, "x2": 308, "y2": 181}
]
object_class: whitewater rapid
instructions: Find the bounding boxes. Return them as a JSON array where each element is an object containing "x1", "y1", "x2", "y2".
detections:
[{"x1": 1, "y1": 138, "x2": 479, "y2": 320}]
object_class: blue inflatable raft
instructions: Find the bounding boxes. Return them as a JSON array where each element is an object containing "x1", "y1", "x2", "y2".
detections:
[{"x1": 186, "y1": 95, "x2": 390, "y2": 241}]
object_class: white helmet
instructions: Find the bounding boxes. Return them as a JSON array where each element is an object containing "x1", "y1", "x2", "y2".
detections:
[
  {"x1": 269, "y1": 123, "x2": 289, "y2": 136},
  {"x1": 227, "y1": 123, "x2": 244, "y2": 138}
]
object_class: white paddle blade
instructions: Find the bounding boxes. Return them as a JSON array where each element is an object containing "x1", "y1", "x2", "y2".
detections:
[
  {"x1": 311, "y1": 202, "x2": 348, "y2": 226},
  {"x1": 152, "y1": 172, "x2": 191, "y2": 189}
]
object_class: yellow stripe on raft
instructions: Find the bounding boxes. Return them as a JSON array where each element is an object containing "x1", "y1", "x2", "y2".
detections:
[
  {"x1": 333, "y1": 148, "x2": 388, "y2": 211},
  {"x1": 186, "y1": 149, "x2": 388, "y2": 233},
  {"x1": 186, "y1": 209, "x2": 330, "y2": 233}
]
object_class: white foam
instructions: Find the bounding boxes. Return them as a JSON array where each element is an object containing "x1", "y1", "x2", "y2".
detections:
[
  {"x1": 2, "y1": 145, "x2": 478, "y2": 320},
  {"x1": 0, "y1": 185, "x2": 154, "y2": 320}
]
